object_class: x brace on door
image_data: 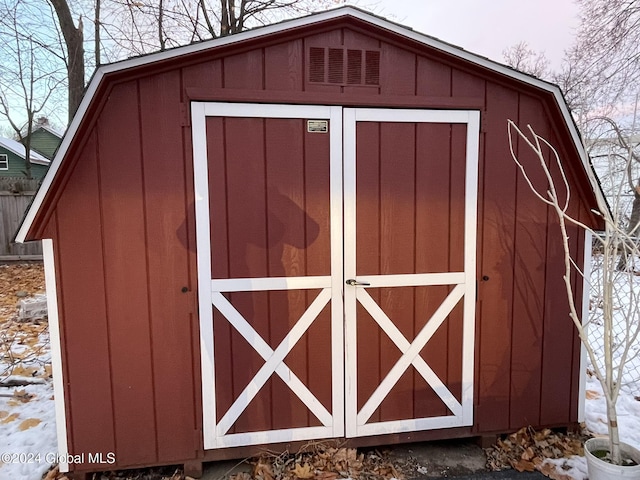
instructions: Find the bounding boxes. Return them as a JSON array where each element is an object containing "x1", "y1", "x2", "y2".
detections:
[
  {"x1": 355, "y1": 284, "x2": 465, "y2": 426},
  {"x1": 342, "y1": 108, "x2": 478, "y2": 437},
  {"x1": 192, "y1": 102, "x2": 479, "y2": 450},
  {"x1": 211, "y1": 279, "x2": 333, "y2": 437},
  {"x1": 192, "y1": 103, "x2": 345, "y2": 449}
]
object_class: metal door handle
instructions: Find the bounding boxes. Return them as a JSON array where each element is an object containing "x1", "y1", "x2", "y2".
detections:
[{"x1": 346, "y1": 279, "x2": 370, "y2": 286}]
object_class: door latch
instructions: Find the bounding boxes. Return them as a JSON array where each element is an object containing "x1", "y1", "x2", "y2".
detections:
[{"x1": 346, "y1": 279, "x2": 370, "y2": 286}]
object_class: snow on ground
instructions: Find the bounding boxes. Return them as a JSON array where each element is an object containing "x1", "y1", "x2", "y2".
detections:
[
  {"x1": 0, "y1": 380, "x2": 58, "y2": 479},
  {"x1": 584, "y1": 375, "x2": 640, "y2": 447},
  {"x1": 543, "y1": 252, "x2": 640, "y2": 480},
  {"x1": 0, "y1": 264, "x2": 59, "y2": 479},
  {"x1": 545, "y1": 371, "x2": 640, "y2": 480},
  {"x1": 2, "y1": 256, "x2": 640, "y2": 480},
  {"x1": 583, "y1": 253, "x2": 640, "y2": 452}
]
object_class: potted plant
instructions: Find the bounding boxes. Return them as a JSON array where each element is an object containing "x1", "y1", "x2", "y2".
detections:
[{"x1": 508, "y1": 120, "x2": 640, "y2": 479}]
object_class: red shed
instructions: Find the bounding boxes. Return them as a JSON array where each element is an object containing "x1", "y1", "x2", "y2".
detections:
[{"x1": 16, "y1": 7, "x2": 604, "y2": 477}]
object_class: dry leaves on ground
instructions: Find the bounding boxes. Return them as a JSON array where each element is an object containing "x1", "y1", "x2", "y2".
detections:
[
  {"x1": 485, "y1": 426, "x2": 590, "y2": 479},
  {"x1": 0, "y1": 317, "x2": 50, "y2": 379},
  {"x1": 232, "y1": 443, "x2": 404, "y2": 480},
  {"x1": 0, "y1": 263, "x2": 45, "y2": 313},
  {"x1": 48, "y1": 444, "x2": 403, "y2": 480},
  {"x1": 0, "y1": 263, "x2": 49, "y2": 381},
  {"x1": 44, "y1": 465, "x2": 185, "y2": 480}
]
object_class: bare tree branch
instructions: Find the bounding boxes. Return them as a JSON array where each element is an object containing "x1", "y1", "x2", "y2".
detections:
[{"x1": 509, "y1": 119, "x2": 640, "y2": 465}]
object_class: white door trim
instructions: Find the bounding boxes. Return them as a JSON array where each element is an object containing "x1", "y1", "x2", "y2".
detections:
[
  {"x1": 193, "y1": 103, "x2": 479, "y2": 447},
  {"x1": 42, "y1": 239, "x2": 70, "y2": 473},
  {"x1": 191, "y1": 102, "x2": 344, "y2": 449},
  {"x1": 343, "y1": 108, "x2": 480, "y2": 437}
]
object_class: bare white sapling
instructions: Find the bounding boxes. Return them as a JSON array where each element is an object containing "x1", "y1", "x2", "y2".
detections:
[{"x1": 508, "y1": 120, "x2": 640, "y2": 465}]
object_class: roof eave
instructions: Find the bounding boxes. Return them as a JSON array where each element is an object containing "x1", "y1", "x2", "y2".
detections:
[
  {"x1": 0, "y1": 140, "x2": 51, "y2": 165},
  {"x1": 15, "y1": 6, "x2": 606, "y2": 242}
]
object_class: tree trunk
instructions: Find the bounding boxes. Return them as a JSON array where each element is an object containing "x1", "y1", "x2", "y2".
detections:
[
  {"x1": 617, "y1": 183, "x2": 640, "y2": 270},
  {"x1": 22, "y1": 134, "x2": 33, "y2": 180},
  {"x1": 19, "y1": 115, "x2": 34, "y2": 180},
  {"x1": 95, "y1": 0, "x2": 101, "y2": 67},
  {"x1": 220, "y1": 0, "x2": 230, "y2": 36},
  {"x1": 48, "y1": 0, "x2": 85, "y2": 121},
  {"x1": 158, "y1": 0, "x2": 166, "y2": 51},
  {"x1": 628, "y1": 186, "x2": 640, "y2": 236},
  {"x1": 605, "y1": 389, "x2": 622, "y2": 464}
]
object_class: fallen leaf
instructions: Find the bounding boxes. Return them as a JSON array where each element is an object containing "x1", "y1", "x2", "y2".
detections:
[
  {"x1": 548, "y1": 468, "x2": 573, "y2": 480},
  {"x1": 1, "y1": 413, "x2": 19, "y2": 423},
  {"x1": 333, "y1": 448, "x2": 348, "y2": 463},
  {"x1": 538, "y1": 462, "x2": 556, "y2": 476},
  {"x1": 254, "y1": 459, "x2": 274, "y2": 480},
  {"x1": 586, "y1": 390, "x2": 600, "y2": 400},
  {"x1": 18, "y1": 417, "x2": 41, "y2": 431},
  {"x1": 512, "y1": 459, "x2": 535, "y2": 472},
  {"x1": 43, "y1": 465, "x2": 59, "y2": 480},
  {"x1": 522, "y1": 446, "x2": 535, "y2": 461},
  {"x1": 13, "y1": 389, "x2": 33, "y2": 401},
  {"x1": 40, "y1": 365, "x2": 53, "y2": 378},
  {"x1": 292, "y1": 463, "x2": 314, "y2": 479},
  {"x1": 11, "y1": 365, "x2": 38, "y2": 377},
  {"x1": 315, "y1": 472, "x2": 339, "y2": 480}
]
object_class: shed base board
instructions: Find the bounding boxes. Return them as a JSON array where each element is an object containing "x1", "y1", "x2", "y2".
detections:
[
  {"x1": 61, "y1": 422, "x2": 580, "y2": 477},
  {"x1": 200, "y1": 427, "x2": 474, "y2": 463},
  {"x1": 184, "y1": 460, "x2": 204, "y2": 478}
]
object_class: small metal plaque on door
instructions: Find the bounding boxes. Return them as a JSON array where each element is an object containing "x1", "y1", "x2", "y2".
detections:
[{"x1": 307, "y1": 120, "x2": 328, "y2": 133}]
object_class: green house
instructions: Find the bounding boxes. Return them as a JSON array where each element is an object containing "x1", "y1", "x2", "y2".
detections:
[
  {"x1": 0, "y1": 137, "x2": 50, "y2": 179},
  {"x1": 27, "y1": 125, "x2": 63, "y2": 159}
]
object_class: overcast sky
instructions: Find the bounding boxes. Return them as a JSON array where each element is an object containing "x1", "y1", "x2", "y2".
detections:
[
  {"x1": 1, "y1": 0, "x2": 581, "y2": 133},
  {"x1": 364, "y1": 0, "x2": 579, "y2": 68}
]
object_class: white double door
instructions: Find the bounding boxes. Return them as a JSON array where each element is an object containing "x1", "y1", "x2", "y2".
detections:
[{"x1": 191, "y1": 102, "x2": 479, "y2": 450}]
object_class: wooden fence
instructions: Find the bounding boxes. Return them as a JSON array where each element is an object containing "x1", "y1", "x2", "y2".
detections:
[{"x1": 0, "y1": 178, "x2": 41, "y2": 259}]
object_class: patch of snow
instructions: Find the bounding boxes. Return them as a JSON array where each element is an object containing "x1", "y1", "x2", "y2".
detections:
[
  {"x1": 584, "y1": 374, "x2": 640, "y2": 450},
  {"x1": 544, "y1": 455, "x2": 589, "y2": 480},
  {"x1": 0, "y1": 382, "x2": 58, "y2": 479}
]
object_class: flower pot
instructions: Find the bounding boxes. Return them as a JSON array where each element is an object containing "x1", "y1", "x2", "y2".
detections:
[{"x1": 585, "y1": 438, "x2": 640, "y2": 479}]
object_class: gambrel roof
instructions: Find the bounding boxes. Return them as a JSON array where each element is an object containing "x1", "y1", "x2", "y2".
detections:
[{"x1": 15, "y1": 6, "x2": 605, "y2": 242}]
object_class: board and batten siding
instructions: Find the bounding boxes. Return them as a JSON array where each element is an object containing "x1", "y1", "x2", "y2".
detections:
[
  {"x1": 179, "y1": 26, "x2": 591, "y2": 434},
  {"x1": 41, "y1": 72, "x2": 198, "y2": 469},
  {"x1": 33, "y1": 21, "x2": 594, "y2": 472}
]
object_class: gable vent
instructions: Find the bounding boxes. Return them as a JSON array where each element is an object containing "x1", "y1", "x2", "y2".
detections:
[
  {"x1": 365, "y1": 50, "x2": 380, "y2": 85},
  {"x1": 347, "y1": 49, "x2": 362, "y2": 84},
  {"x1": 328, "y1": 48, "x2": 344, "y2": 84},
  {"x1": 308, "y1": 47, "x2": 380, "y2": 86},
  {"x1": 309, "y1": 47, "x2": 325, "y2": 83}
]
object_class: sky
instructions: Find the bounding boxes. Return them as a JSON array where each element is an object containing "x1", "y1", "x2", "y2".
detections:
[
  {"x1": 0, "y1": 0, "x2": 581, "y2": 134},
  {"x1": 366, "y1": 0, "x2": 579, "y2": 69}
]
